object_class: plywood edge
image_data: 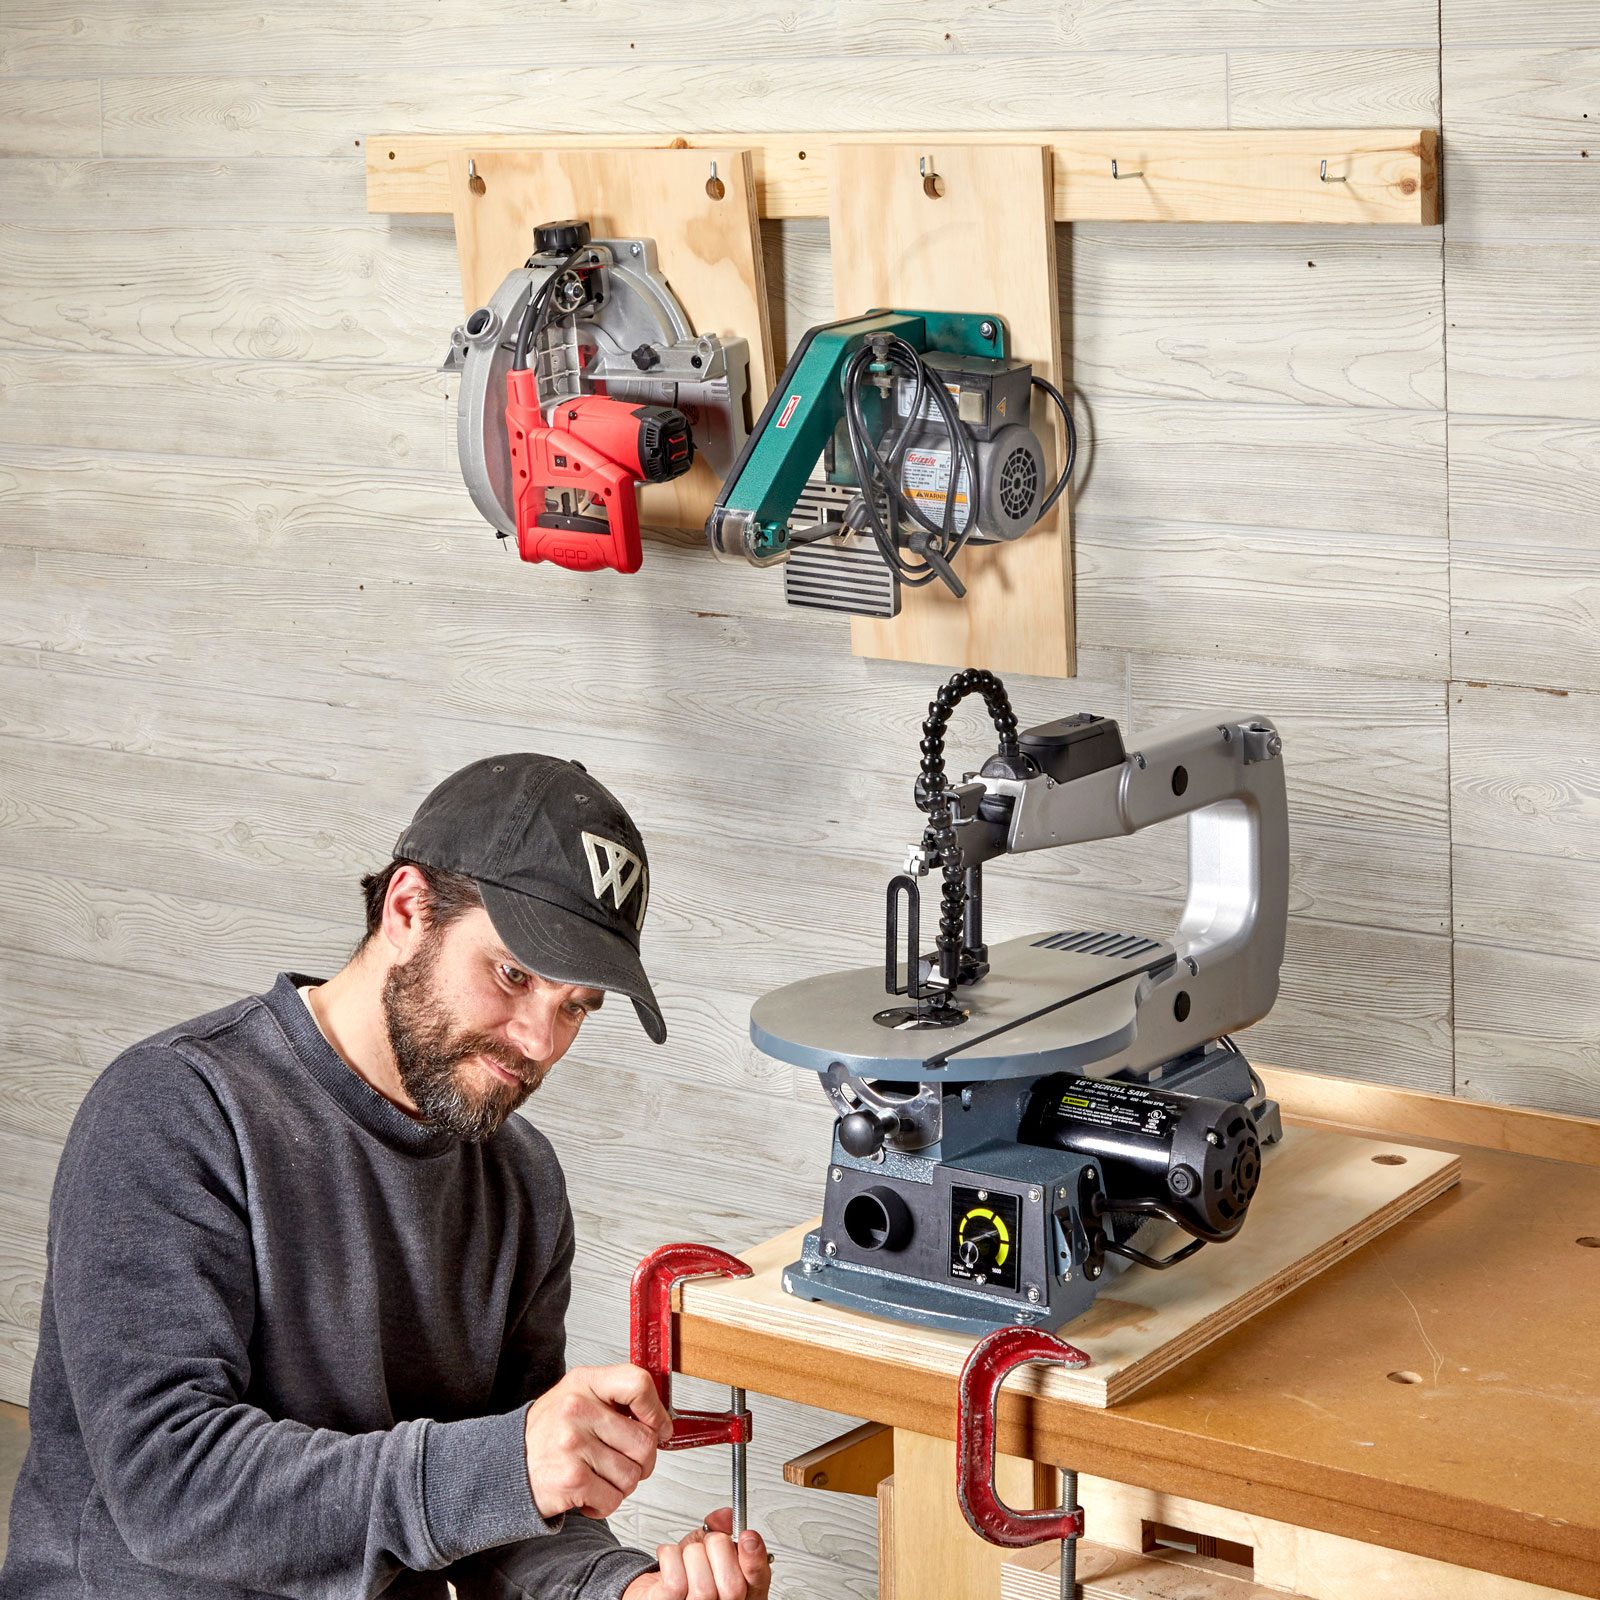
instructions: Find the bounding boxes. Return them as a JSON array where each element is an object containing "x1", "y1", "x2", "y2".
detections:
[
  {"x1": 1097, "y1": 1151, "x2": 1461, "y2": 1405},
  {"x1": 365, "y1": 129, "x2": 1439, "y2": 226},
  {"x1": 1261, "y1": 1063, "x2": 1600, "y2": 1168},
  {"x1": 680, "y1": 1128, "x2": 1460, "y2": 1409}
]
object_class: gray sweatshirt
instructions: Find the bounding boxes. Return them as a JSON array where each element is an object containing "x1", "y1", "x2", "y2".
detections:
[{"x1": 0, "y1": 972, "x2": 659, "y2": 1599}]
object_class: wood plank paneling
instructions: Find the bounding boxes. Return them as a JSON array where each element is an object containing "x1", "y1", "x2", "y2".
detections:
[
  {"x1": 1452, "y1": 543, "x2": 1600, "y2": 690},
  {"x1": 1444, "y1": 0, "x2": 1600, "y2": 46},
  {"x1": 0, "y1": 223, "x2": 458, "y2": 363},
  {"x1": 1449, "y1": 416, "x2": 1600, "y2": 547},
  {"x1": 0, "y1": 80, "x2": 101, "y2": 160},
  {"x1": 0, "y1": 159, "x2": 371, "y2": 228},
  {"x1": 1455, "y1": 944, "x2": 1600, "y2": 1115},
  {"x1": 1068, "y1": 227, "x2": 1443, "y2": 409},
  {"x1": 1077, "y1": 516, "x2": 1449, "y2": 678},
  {"x1": 1450, "y1": 682, "x2": 1600, "y2": 861},
  {"x1": 1445, "y1": 243, "x2": 1600, "y2": 421},
  {"x1": 102, "y1": 61, "x2": 1230, "y2": 160},
  {"x1": 1227, "y1": 50, "x2": 1441, "y2": 127},
  {"x1": 0, "y1": 349, "x2": 447, "y2": 470},
  {"x1": 1074, "y1": 397, "x2": 1448, "y2": 538}
]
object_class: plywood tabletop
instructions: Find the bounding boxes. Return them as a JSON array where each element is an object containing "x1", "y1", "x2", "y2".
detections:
[{"x1": 674, "y1": 1082, "x2": 1600, "y2": 1595}]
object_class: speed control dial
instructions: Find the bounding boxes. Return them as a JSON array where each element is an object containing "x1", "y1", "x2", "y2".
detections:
[{"x1": 949, "y1": 1186, "x2": 1020, "y2": 1290}]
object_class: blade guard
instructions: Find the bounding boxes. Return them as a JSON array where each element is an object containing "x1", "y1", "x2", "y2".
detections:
[
  {"x1": 957, "y1": 1326, "x2": 1090, "y2": 1547},
  {"x1": 629, "y1": 1242, "x2": 754, "y2": 1452},
  {"x1": 506, "y1": 370, "x2": 645, "y2": 574}
]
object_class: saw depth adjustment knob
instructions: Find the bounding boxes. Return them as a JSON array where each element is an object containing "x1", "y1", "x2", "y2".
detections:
[{"x1": 533, "y1": 218, "x2": 591, "y2": 256}]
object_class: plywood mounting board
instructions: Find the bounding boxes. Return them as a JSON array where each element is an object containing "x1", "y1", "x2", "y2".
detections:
[
  {"x1": 828, "y1": 142, "x2": 1073, "y2": 678},
  {"x1": 368, "y1": 131, "x2": 1439, "y2": 227},
  {"x1": 444, "y1": 145, "x2": 773, "y2": 533},
  {"x1": 678, "y1": 1123, "x2": 1459, "y2": 1409}
]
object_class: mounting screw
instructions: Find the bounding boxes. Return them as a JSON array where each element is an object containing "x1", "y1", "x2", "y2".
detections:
[
  {"x1": 961, "y1": 1088, "x2": 974, "y2": 1109},
  {"x1": 1206, "y1": 1130, "x2": 1222, "y2": 1147},
  {"x1": 830, "y1": 1167, "x2": 842, "y2": 1181},
  {"x1": 629, "y1": 242, "x2": 642, "y2": 256},
  {"x1": 1086, "y1": 1168, "x2": 1097, "y2": 1184},
  {"x1": 1087, "y1": 1262, "x2": 1102, "y2": 1280},
  {"x1": 823, "y1": 1241, "x2": 837, "y2": 1257},
  {"x1": 1027, "y1": 1285, "x2": 1042, "y2": 1303},
  {"x1": 1028, "y1": 1187, "x2": 1041, "y2": 1204},
  {"x1": 978, "y1": 1189, "x2": 989, "y2": 1201},
  {"x1": 979, "y1": 319, "x2": 997, "y2": 340},
  {"x1": 1060, "y1": 1270, "x2": 1073, "y2": 1283},
  {"x1": 1056, "y1": 1186, "x2": 1068, "y2": 1200}
]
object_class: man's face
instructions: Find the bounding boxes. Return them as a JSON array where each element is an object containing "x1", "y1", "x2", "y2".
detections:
[{"x1": 381, "y1": 906, "x2": 604, "y2": 1141}]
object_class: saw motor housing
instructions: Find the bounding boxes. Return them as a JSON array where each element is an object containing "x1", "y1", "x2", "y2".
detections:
[{"x1": 750, "y1": 671, "x2": 1289, "y2": 1336}]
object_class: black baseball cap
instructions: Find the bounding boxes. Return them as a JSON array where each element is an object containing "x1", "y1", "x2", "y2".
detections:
[{"x1": 393, "y1": 754, "x2": 665, "y2": 1043}]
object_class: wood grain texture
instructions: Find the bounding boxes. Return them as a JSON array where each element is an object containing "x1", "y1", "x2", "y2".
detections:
[
  {"x1": 1073, "y1": 397, "x2": 1448, "y2": 539},
  {"x1": 1451, "y1": 682, "x2": 1600, "y2": 860},
  {"x1": 1075, "y1": 517, "x2": 1449, "y2": 679},
  {"x1": 0, "y1": 349, "x2": 448, "y2": 470},
  {"x1": 1227, "y1": 50, "x2": 1441, "y2": 128},
  {"x1": 1004, "y1": 1477, "x2": 1583, "y2": 1600},
  {"x1": 444, "y1": 144, "x2": 772, "y2": 532},
  {"x1": 1444, "y1": 0, "x2": 1600, "y2": 46},
  {"x1": 112, "y1": 62, "x2": 1231, "y2": 162},
  {"x1": 678, "y1": 1126, "x2": 1459, "y2": 1408},
  {"x1": 0, "y1": 222, "x2": 457, "y2": 363},
  {"x1": 1445, "y1": 243, "x2": 1600, "y2": 421},
  {"x1": 0, "y1": 79, "x2": 101, "y2": 159},
  {"x1": 1455, "y1": 944, "x2": 1600, "y2": 1116},
  {"x1": 829, "y1": 141, "x2": 1072, "y2": 678},
  {"x1": 1449, "y1": 416, "x2": 1600, "y2": 547},
  {"x1": 1452, "y1": 543, "x2": 1600, "y2": 691},
  {"x1": 1067, "y1": 227, "x2": 1443, "y2": 410},
  {"x1": 370, "y1": 130, "x2": 1439, "y2": 226},
  {"x1": 0, "y1": 158, "x2": 371, "y2": 227}
]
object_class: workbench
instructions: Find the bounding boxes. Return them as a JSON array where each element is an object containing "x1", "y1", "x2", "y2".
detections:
[{"x1": 675, "y1": 1067, "x2": 1600, "y2": 1599}]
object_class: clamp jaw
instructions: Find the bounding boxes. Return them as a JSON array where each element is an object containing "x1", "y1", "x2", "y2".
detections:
[
  {"x1": 958, "y1": 1326, "x2": 1090, "y2": 1595},
  {"x1": 629, "y1": 1243, "x2": 755, "y2": 1531}
]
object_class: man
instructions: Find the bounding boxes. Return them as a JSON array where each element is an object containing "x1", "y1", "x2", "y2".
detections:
[{"x1": 2, "y1": 753, "x2": 771, "y2": 1599}]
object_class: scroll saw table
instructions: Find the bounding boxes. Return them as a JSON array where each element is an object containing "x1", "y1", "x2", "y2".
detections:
[{"x1": 673, "y1": 1066, "x2": 1600, "y2": 1600}]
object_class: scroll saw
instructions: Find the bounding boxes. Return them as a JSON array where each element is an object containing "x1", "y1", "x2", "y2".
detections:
[{"x1": 753, "y1": 669, "x2": 1289, "y2": 1335}]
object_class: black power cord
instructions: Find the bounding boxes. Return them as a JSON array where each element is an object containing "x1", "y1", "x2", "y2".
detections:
[
  {"x1": 841, "y1": 336, "x2": 982, "y2": 595},
  {"x1": 510, "y1": 244, "x2": 593, "y2": 414}
]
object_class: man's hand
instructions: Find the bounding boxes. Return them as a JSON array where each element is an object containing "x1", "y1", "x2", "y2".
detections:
[
  {"x1": 523, "y1": 1364, "x2": 672, "y2": 1520},
  {"x1": 624, "y1": 1509, "x2": 772, "y2": 1600}
]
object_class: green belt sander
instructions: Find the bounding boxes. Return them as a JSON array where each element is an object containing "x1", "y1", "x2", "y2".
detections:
[{"x1": 705, "y1": 310, "x2": 1076, "y2": 618}]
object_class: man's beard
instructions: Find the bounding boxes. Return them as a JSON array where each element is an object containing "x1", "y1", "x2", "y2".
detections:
[{"x1": 381, "y1": 927, "x2": 545, "y2": 1141}]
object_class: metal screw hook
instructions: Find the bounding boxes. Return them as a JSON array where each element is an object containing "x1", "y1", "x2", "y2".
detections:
[
  {"x1": 920, "y1": 155, "x2": 944, "y2": 197},
  {"x1": 1320, "y1": 159, "x2": 1348, "y2": 184},
  {"x1": 466, "y1": 157, "x2": 485, "y2": 195},
  {"x1": 705, "y1": 159, "x2": 725, "y2": 201},
  {"x1": 1110, "y1": 158, "x2": 1143, "y2": 180}
]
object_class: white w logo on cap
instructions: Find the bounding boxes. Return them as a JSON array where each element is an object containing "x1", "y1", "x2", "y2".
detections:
[{"x1": 581, "y1": 831, "x2": 648, "y2": 929}]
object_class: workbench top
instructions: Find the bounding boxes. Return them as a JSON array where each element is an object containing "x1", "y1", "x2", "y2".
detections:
[{"x1": 675, "y1": 1067, "x2": 1600, "y2": 1596}]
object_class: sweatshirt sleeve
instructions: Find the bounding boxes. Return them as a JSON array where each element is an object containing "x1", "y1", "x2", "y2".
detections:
[
  {"x1": 448, "y1": 1173, "x2": 659, "y2": 1600},
  {"x1": 47, "y1": 1047, "x2": 560, "y2": 1598}
]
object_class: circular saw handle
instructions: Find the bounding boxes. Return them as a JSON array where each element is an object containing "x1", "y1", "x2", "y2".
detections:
[
  {"x1": 629, "y1": 1243, "x2": 754, "y2": 1451},
  {"x1": 957, "y1": 1326, "x2": 1091, "y2": 1546}
]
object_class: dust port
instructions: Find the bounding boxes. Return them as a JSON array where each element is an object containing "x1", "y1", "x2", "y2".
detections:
[{"x1": 843, "y1": 1186, "x2": 913, "y2": 1252}]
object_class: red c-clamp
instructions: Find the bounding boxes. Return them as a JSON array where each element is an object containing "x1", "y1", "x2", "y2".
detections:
[
  {"x1": 630, "y1": 1243, "x2": 755, "y2": 1533},
  {"x1": 958, "y1": 1326, "x2": 1092, "y2": 1595}
]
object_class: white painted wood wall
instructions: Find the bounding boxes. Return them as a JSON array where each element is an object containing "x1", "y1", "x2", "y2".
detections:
[{"x1": 1, "y1": 1, "x2": 1595, "y2": 1587}]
